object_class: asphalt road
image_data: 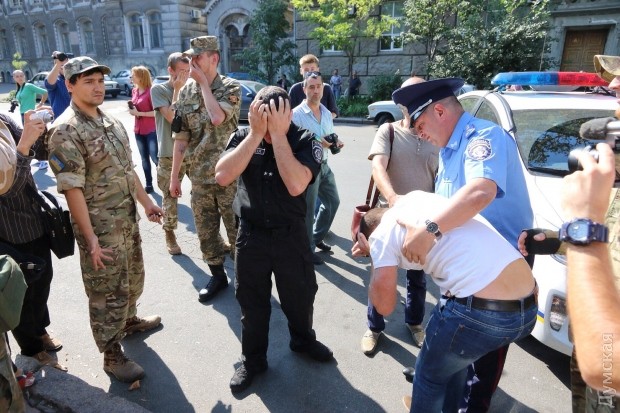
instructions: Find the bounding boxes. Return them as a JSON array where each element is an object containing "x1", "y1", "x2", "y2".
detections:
[{"x1": 8, "y1": 96, "x2": 572, "y2": 412}]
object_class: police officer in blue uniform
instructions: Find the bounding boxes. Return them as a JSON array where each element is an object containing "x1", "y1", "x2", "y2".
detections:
[
  {"x1": 215, "y1": 86, "x2": 334, "y2": 394},
  {"x1": 392, "y1": 78, "x2": 534, "y2": 412}
]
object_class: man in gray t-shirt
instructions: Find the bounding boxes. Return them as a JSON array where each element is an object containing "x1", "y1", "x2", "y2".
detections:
[{"x1": 151, "y1": 52, "x2": 190, "y2": 255}]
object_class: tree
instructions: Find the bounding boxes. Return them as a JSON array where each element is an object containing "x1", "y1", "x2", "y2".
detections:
[
  {"x1": 236, "y1": 0, "x2": 297, "y2": 85},
  {"x1": 12, "y1": 52, "x2": 27, "y2": 71},
  {"x1": 430, "y1": 0, "x2": 554, "y2": 88},
  {"x1": 290, "y1": 0, "x2": 397, "y2": 78}
]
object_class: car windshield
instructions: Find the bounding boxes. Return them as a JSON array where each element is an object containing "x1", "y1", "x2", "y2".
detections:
[
  {"x1": 243, "y1": 82, "x2": 265, "y2": 94},
  {"x1": 513, "y1": 109, "x2": 613, "y2": 176}
]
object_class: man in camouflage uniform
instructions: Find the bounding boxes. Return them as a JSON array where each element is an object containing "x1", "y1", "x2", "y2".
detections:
[
  {"x1": 519, "y1": 54, "x2": 620, "y2": 412},
  {"x1": 0, "y1": 122, "x2": 25, "y2": 413},
  {"x1": 152, "y1": 52, "x2": 190, "y2": 255},
  {"x1": 170, "y1": 36, "x2": 241, "y2": 302},
  {"x1": 48, "y1": 57, "x2": 164, "y2": 383}
]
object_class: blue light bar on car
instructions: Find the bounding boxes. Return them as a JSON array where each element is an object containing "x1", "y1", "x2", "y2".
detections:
[{"x1": 492, "y1": 72, "x2": 608, "y2": 87}]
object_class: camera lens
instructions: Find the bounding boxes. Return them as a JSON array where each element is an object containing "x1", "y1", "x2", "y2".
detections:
[{"x1": 568, "y1": 146, "x2": 599, "y2": 173}]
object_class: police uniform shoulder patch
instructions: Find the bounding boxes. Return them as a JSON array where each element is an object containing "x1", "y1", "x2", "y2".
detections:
[
  {"x1": 466, "y1": 138, "x2": 492, "y2": 161},
  {"x1": 312, "y1": 140, "x2": 323, "y2": 164}
]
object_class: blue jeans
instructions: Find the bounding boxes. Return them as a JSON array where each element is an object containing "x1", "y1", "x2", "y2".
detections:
[
  {"x1": 410, "y1": 297, "x2": 537, "y2": 413},
  {"x1": 368, "y1": 269, "x2": 427, "y2": 331},
  {"x1": 135, "y1": 131, "x2": 158, "y2": 187},
  {"x1": 305, "y1": 162, "x2": 340, "y2": 249}
]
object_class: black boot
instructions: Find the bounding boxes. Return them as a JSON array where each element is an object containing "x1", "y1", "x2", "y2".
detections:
[{"x1": 198, "y1": 264, "x2": 228, "y2": 302}]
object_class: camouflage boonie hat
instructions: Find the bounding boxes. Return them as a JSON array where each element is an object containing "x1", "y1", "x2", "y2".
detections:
[
  {"x1": 183, "y1": 36, "x2": 219, "y2": 56},
  {"x1": 594, "y1": 55, "x2": 620, "y2": 83},
  {"x1": 63, "y1": 56, "x2": 111, "y2": 80},
  {"x1": 0, "y1": 122, "x2": 16, "y2": 195}
]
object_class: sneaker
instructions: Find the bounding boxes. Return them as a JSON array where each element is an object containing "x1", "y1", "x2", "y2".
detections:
[
  {"x1": 103, "y1": 343, "x2": 145, "y2": 383},
  {"x1": 38, "y1": 160, "x2": 48, "y2": 170},
  {"x1": 360, "y1": 329, "x2": 382, "y2": 355},
  {"x1": 165, "y1": 230, "x2": 182, "y2": 255},
  {"x1": 402, "y1": 366, "x2": 415, "y2": 383},
  {"x1": 40, "y1": 333, "x2": 62, "y2": 351},
  {"x1": 32, "y1": 351, "x2": 68, "y2": 372},
  {"x1": 402, "y1": 395, "x2": 412, "y2": 411},
  {"x1": 290, "y1": 340, "x2": 333, "y2": 362},
  {"x1": 123, "y1": 315, "x2": 162, "y2": 336},
  {"x1": 407, "y1": 324, "x2": 425, "y2": 348},
  {"x1": 229, "y1": 362, "x2": 267, "y2": 393}
]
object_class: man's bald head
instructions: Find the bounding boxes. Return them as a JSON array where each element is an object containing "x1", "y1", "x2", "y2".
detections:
[{"x1": 401, "y1": 76, "x2": 426, "y2": 88}]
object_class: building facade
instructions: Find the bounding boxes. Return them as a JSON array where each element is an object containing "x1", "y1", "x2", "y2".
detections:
[{"x1": 0, "y1": 0, "x2": 265, "y2": 83}]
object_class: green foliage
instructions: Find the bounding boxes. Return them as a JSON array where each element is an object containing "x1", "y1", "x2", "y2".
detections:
[
  {"x1": 402, "y1": 0, "x2": 554, "y2": 88},
  {"x1": 291, "y1": 0, "x2": 397, "y2": 77},
  {"x1": 337, "y1": 95, "x2": 372, "y2": 117},
  {"x1": 367, "y1": 73, "x2": 403, "y2": 101},
  {"x1": 12, "y1": 52, "x2": 27, "y2": 71},
  {"x1": 235, "y1": 0, "x2": 297, "y2": 85}
]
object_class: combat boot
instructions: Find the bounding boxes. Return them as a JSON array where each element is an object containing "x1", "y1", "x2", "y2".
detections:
[
  {"x1": 198, "y1": 264, "x2": 228, "y2": 302},
  {"x1": 123, "y1": 314, "x2": 162, "y2": 336},
  {"x1": 165, "y1": 230, "x2": 181, "y2": 255},
  {"x1": 103, "y1": 343, "x2": 144, "y2": 383}
]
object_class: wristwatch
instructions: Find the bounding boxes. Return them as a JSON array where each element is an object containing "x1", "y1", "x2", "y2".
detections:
[
  {"x1": 425, "y1": 219, "x2": 442, "y2": 240},
  {"x1": 559, "y1": 218, "x2": 608, "y2": 246}
]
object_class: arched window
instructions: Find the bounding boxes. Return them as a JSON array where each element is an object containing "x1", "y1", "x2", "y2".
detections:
[
  {"x1": 55, "y1": 20, "x2": 71, "y2": 53},
  {"x1": 34, "y1": 22, "x2": 50, "y2": 57},
  {"x1": 129, "y1": 14, "x2": 144, "y2": 50},
  {"x1": 0, "y1": 30, "x2": 10, "y2": 60},
  {"x1": 14, "y1": 26, "x2": 27, "y2": 56},
  {"x1": 148, "y1": 12, "x2": 163, "y2": 49},
  {"x1": 79, "y1": 19, "x2": 95, "y2": 54}
]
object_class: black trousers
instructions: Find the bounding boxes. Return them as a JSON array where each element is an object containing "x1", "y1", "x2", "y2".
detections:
[
  {"x1": 234, "y1": 219, "x2": 318, "y2": 370},
  {"x1": 1, "y1": 236, "x2": 52, "y2": 356}
]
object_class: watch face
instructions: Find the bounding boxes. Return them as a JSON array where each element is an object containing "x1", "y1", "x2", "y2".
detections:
[
  {"x1": 567, "y1": 221, "x2": 589, "y2": 242},
  {"x1": 426, "y1": 222, "x2": 439, "y2": 233}
]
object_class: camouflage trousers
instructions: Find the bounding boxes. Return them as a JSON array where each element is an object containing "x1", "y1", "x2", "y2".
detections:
[
  {"x1": 572, "y1": 348, "x2": 619, "y2": 412},
  {"x1": 0, "y1": 334, "x2": 24, "y2": 413},
  {"x1": 78, "y1": 222, "x2": 145, "y2": 353},
  {"x1": 189, "y1": 182, "x2": 237, "y2": 265},
  {"x1": 157, "y1": 157, "x2": 188, "y2": 231}
]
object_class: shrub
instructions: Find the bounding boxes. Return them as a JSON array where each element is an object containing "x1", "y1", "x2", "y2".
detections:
[
  {"x1": 337, "y1": 95, "x2": 372, "y2": 117},
  {"x1": 368, "y1": 74, "x2": 403, "y2": 101}
]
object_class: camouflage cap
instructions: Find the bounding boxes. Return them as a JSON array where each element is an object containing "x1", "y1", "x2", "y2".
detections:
[
  {"x1": 63, "y1": 56, "x2": 111, "y2": 80},
  {"x1": 0, "y1": 122, "x2": 16, "y2": 195},
  {"x1": 183, "y1": 36, "x2": 219, "y2": 56},
  {"x1": 594, "y1": 55, "x2": 620, "y2": 83}
]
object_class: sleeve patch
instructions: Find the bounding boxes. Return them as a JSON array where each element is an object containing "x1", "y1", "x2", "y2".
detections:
[
  {"x1": 312, "y1": 140, "x2": 323, "y2": 164},
  {"x1": 466, "y1": 138, "x2": 492, "y2": 161}
]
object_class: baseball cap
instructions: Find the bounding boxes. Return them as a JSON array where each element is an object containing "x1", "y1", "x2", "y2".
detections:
[
  {"x1": 594, "y1": 55, "x2": 620, "y2": 83},
  {"x1": 63, "y1": 56, "x2": 111, "y2": 80},
  {"x1": 183, "y1": 36, "x2": 219, "y2": 56}
]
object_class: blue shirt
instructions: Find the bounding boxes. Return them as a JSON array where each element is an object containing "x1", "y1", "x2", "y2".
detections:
[
  {"x1": 436, "y1": 112, "x2": 533, "y2": 248},
  {"x1": 291, "y1": 101, "x2": 334, "y2": 162},
  {"x1": 45, "y1": 75, "x2": 71, "y2": 118}
]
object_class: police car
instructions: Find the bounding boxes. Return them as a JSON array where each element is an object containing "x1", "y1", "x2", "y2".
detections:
[{"x1": 458, "y1": 72, "x2": 616, "y2": 356}]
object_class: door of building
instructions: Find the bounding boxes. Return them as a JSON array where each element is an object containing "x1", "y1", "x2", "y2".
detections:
[{"x1": 561, "y1": 29, "x2": 608, "y2": 71}]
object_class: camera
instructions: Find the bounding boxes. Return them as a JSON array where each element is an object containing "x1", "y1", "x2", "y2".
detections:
[
  {"x1": 127, "y1": 101, "x2": 135, "y2": 110},
  {"x1": 53, "y1": 52, "x2": 74, "y2": 62},
  {"x1": 8, "y1": 100, "x2": 18, "y2": 113},
  {"x1": 324, "y1": 133, "x2": 341, "y2": 155},
  {"x1": 570, "y1": 118, "x2": 620, "y2": 172},
  {"x1": 30, "y1": 110, "x2": 54, "y2": 123}
]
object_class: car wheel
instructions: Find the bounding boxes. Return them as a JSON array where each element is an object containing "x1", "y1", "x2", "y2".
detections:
[
  {"x1": 124, "y1": 85, "x2": 131, "y2": 96},
  {"x1": 376, "y1": 114, "x2": 394, "y2": 126}
]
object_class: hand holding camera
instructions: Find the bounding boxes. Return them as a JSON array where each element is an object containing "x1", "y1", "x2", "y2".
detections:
[
  {"x1": 324, "y1": 133, "x2": 342, "y2": 155},
  {"x1": 53, "y1": 52, "x2": 74, "y2": 62},
  {"x1": 30, "y1": 109, "x2": 53, "y2": 123}
]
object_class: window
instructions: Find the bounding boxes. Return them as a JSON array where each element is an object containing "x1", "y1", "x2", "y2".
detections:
[
  {"x1": 79, "y1": 20, "x2": 95, "y2": 54},
  {"x1": 14, "y1": 26, "x2": 27, "y2": 56},
  {"x1": 55, "y1": 21, "x2": 71, "y2": 52},
  {"x1": 10, "y1": 0, "x2": 23, "y2": 7},
  {"x1": 34, "y1": 23, "x2": 50, "y2": 57},
  {"x1": 323, "y1": 45, "x2": 342, "y2": 53},
  {"x1": 30, "y1": 0, "x2": 43, "y2": 5},
  {"x1": 0, "y1": 30, "x2": 9, "y2": 59},
  {"x1": 148, "y1": 12, "x2": 163, "y2": 49},
  {"x1": 129, "y1": 14, "x2": 144, "y2": 50},
  {"x1": 101, "y1": 16, "x2": 110, "y2": 55},
  {"x1": 380, "y1": 1, "x2": 403, "y2": 51}
]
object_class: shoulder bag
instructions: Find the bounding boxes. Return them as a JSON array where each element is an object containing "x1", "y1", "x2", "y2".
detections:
[
  {"x1": 350, "y1": 123, "x2": 394, "y2": 241},
  {"x1": 27, "y1": 186, "x2": 75, "y2": 259}
]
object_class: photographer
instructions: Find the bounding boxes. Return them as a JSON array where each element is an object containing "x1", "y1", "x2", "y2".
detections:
[
  {"x1": 292, "y1": 71, "x2": 343, "y2": 265},
  {"x1": 518, "y1": 54, "x2": 620, "y2": 410},
  {"x1": 45, "y1": 51, "x2": 72, "y2": 119}
]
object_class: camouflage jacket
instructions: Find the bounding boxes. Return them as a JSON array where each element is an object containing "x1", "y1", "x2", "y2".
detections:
[
  {"x1": 48, "y1": 102, "x2": 139, "y2": 239},
  {"x1": 173, "y1": 74, "x2": 240, "y2": 184}
]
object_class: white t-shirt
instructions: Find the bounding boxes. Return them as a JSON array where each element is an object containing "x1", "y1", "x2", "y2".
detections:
[{"x1": 369, "y1": 191, "x2": 523, "y2": 297}]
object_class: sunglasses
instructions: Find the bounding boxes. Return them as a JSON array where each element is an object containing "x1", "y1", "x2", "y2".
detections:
[{"x1": 304, "y1": 71, "x2": 321, "y2": 79}]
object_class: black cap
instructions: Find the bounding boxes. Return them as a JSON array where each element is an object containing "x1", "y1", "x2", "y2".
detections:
[{"x1": 392, "y1": 78, "x2": 465, "y2": 122}]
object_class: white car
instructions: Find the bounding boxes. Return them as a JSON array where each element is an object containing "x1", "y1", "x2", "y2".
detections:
[
  {"x1": 367, "y1": 83, "x2": 475, "y2": 125},
  {"x1": 457, "y1": 72, "x2": 615, "y2": 356}
]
